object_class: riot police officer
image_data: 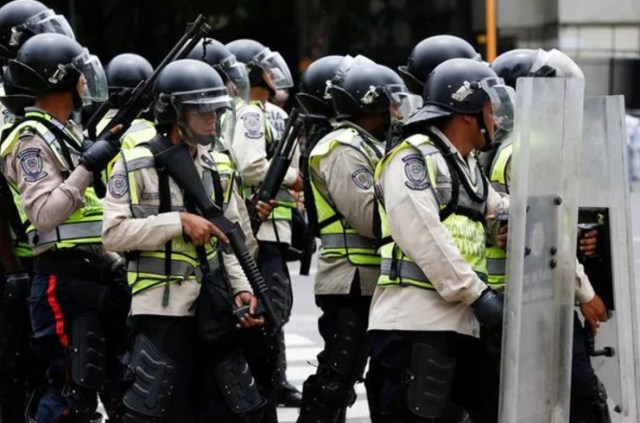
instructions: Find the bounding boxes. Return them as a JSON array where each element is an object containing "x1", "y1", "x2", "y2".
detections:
[
  {"x1": 0, "y1": 3, "x2": 76, "y2": 420},
  {"x1": 102, "y1": 58, "x2": 270, "y2": 422},
  {"x1": 0, "y1": 32, "x2": 128, "y2": 423},
  {"x1": 226, "y1": 38, "x2": 303, "y2": 409},
  {"x1": 366, "y1": 58, "x2": 513, "y2": 422},
  {"x1": 297, "y1": 63, "x2": 408, "y2": 423},
  {"x1": 488, "y1": 48, "x2": 611, "y2": 423}
]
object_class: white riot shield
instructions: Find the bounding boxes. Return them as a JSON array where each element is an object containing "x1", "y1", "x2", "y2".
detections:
[
  {"x1": 579, "y1": 95, "x2": 639, "y2": 422},
  {"x1": 499, "y1": 77, "x2": 584, "y2": 423}
]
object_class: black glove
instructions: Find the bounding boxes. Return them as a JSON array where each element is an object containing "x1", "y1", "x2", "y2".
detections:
[
  {"x1": 81, "y1": 138, "x2": 120, "y2": 172},
  {"x1": 471, "y1": 288, "x2": 504, "y2": 330},
  {"x1": 3, "y1": 271, "x2": 30, "y2": 304}
]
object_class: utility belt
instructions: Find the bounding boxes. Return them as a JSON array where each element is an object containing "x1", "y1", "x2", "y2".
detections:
[{"x1": 33, "y1": 250, "x2": 113, "y2": 284}]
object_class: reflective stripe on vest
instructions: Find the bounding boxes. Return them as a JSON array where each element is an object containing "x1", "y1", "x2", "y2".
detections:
[
  {"x1": 98, "y1": 112, "x2": 157, "y2": 182},
  {"x1": 486, "y1": 139, "x2": 512, "y2": 288},
  {"x1": 376, "y1": 134, "x2": 488, "y2": 290},
  {"x1": 121, "y1": 146, "x2": 232, "y2": 295},
  {"x1": 309, "y1": 126, "x2": 382, "y2": 266},
  {"x1": 0, "y1": 112, "x2": 103, "y2": 251}
]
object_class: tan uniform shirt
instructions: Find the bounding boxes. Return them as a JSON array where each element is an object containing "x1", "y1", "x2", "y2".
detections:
[
  {"x1": 311, "y1": 124, "x2": 383, "y2": 296},
  {"x1": 368, "y1": 129, "x2": 508, "y2": 337},
  {"x1": 1, "y1": 112, "x2": 97, "y2": 256},
  {"x1": 231, "y1": 102, "x2": 298, "y2": 244},
  {"x1": 102, "y1": 144, "x2": 253, "y2": 317}
]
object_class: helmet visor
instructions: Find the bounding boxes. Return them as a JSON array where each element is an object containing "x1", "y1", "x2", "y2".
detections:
[
  {"x1": 70, "y1": 50, "x2": 108, "y2": 105},
  {"x1": 530, "y1": 49, "x2": 584, "y2": 79},
  {"x1": 11, "y1": 9, "x2": 75, "y2": 47},
  {"x1": 253, "y1": 48, "x2": 293, "y2": 89},
  {"x1": 172, "y1": 87, "x2": 232, "y2": 115},
  {"x1": 481, "y1": 77, "x2": 516, "y2": 140},
  {"x1": 219, "y1": 54, "x2": 250, "y2": 100}
]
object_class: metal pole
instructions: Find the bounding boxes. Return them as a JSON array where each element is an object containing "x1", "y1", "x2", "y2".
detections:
[{"x1": 486, "y1": 0, "x2": 497, "y2": 62}]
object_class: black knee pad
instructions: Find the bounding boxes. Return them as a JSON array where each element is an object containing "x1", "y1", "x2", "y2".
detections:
[
  {"x1": 322, "y1": 307, "x2": 368, "y2": 383},
  {"x1": 123, "y1": 334, "x2": 176, "y2": 419},
  {"x1": 406, "y1": 342, "x2": 455, "y2": 419},
  {"x1": 303, "y1": 374, "x2": 356, "y2": 409},
  {"x1": 70, "y1": 315, "x2": 106, "y2": 390},
  {"x1": 215, "y1": 351, "x2": 266, "y2": 418}
]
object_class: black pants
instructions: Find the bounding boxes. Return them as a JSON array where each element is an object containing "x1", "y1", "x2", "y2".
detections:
[
  {"x1": 366, "y1": 330, "x2": 500, "y2": 423},
  {"x1": 126, "y1": 316, "x2": 197, "y2": 423},
  {"x1": 570, "y1": 312, "x2": 609, "y2": 423}
]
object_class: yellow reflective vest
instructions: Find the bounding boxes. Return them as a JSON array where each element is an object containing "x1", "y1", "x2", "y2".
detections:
[
  {"x1": 486, "y1": 140, "x2": 513, "y2": 288},
  {"x1": 376, "y1": 134, "x2": 489, "y2": 290},
  {"x1": 121, "y1": 145, "x2": 234, "y2": 298},
  {"x1": 308, "y1": 126, "x2": 382, "y2": 266},
  {"x1": 0, "y1": 111, "x2": 103, "y2": 253}
]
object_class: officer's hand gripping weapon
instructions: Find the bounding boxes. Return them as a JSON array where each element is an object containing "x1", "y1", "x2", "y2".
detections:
[
  {"x1": 149, "y1": 138, "x2": 283, "y2": 331},
  {"x1": 248, "y1": 108, "x2": 305, "y2": 234}
]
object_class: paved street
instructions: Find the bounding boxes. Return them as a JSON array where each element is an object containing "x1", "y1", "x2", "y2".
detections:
[{"x1": 279, "y1": 180, "x2": 640, "y2": 423}]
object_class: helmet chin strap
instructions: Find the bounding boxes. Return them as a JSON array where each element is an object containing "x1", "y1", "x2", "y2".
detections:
[
  {"x1": 178, "y1": 121, "x2": 215, "y2": 147},
  {"x1": 475, "y1": 112, "x2": 494, "y2": 152}
]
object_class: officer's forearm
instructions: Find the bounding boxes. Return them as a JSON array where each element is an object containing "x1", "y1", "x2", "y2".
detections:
[
  {"x1": 102, "y1": 211, "x2": 183, "y2": 252},
  {"x1": 25, "y1": 166, "x2": 93, "y2": 233}
]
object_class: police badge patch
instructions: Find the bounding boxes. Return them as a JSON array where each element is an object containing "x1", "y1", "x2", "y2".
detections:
[
  {"x1": 402, "y1": 154, "x2": 429, "y2": 190},
  {"x1": 351, "y1": 167, "x2": 374, "y2": 190},
  {"x1": 108, "y1": 174, "x2": 128, "y2": 199},
  {"x1": 200, "y1": 154, "x2": 215, "y2": 168},
  {"x1": 18, "y1": 148, "x2": 47, "y2": 182},
  {"x1": 241, "y1": 112, "x2": 263, "y2": 139}
]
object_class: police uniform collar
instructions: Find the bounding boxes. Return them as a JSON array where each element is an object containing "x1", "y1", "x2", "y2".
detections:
[
  {"x1": 338, "y1": 121, "x2": 383, "y2": 146},
  {"x1": 195, "y1": 145, "x2": 217, "y2": 171},
  {"x1": 428, "y1": 125, "x2": 478, "y2": 175}
]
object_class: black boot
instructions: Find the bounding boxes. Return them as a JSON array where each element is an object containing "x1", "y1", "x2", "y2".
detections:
[{"x1": 275, "y1": 331, "x2": 302, "y2": 407}]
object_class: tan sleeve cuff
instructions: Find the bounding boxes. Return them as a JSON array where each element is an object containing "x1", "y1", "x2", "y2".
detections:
[
  {"x1": 462, "y1": 278, "x2": 488, "y2": 306},
  {"x1": 283, "y1": 166, "x2": 298, "y2": 187},
  {"x1": 66, "y1": 165, "x2": 94, "y2": 192},
  {"x1": 575, "y1": 275, "x2": 596, "y2": 304},
  {"x1": 162, "y1": 211, "x2": 184, "y2": 240},
  {"x1": 230, "y1": 279, "x2": 253, "y2": 296}
]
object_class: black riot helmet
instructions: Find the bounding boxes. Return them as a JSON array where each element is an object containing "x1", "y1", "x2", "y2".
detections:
[
  {"x1": 295, "y1": 55, "x2": 344, "y2": 118},
  {"x1": 490, "y1": 48, "x2": 584, "y2": 89},
  {"x1": 398, "y1": 35, "x2": 481, "y2": 96},
  {"x1": 226, "y1": 38, "x2": 293, "y2": 91},
  {"x1": 105, "y1": 53, "x2": 153, "y2": 108},
  {"x1": 153, "y1": 59, "x2": 233, "y2": 147},
  {"x1": 330, "y1": 63, "x2": 407, "y2": 121},
  {"x1": 9, "y1": 33, "x2": 107, "y2": 108},
  {"x1": 187, "y1": 38, "x2": 250, "y2": 100},
  {"x1": 0, "y1": 66, "x2": 33, "y2": 115},
  {"x1": 405, "y1": 58, "x2": 515, "y2": 149},
  {"x1": 0, "y1": 0, "x2": 74, "y2": 60}
]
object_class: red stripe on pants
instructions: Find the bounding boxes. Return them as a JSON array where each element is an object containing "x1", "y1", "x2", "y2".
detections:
[{"x1": 46, "y1": 274, "x2": 69, "y2": 348}]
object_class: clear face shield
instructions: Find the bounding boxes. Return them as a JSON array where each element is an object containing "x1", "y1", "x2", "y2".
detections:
[
  {"x1": 172, "y1": 87, "x2": 233, "y2": 147},
  {"x1": 326, "y1": 54, "x2": 376, "y2": 97},
  {"x1": 219, "y1": 54, "x2": 250, "y2": 101},
  {"x1": 252, "y1": 48, "x2": 293, "y2": 90},
  {"x1": 10, "y1": 9, "x2": 75, "y2": 47},
  {"x1": 530, "y1": 48, "x2": 584, "y2": 79},
  {"x1": 49, "y1": 49, "x2": 108, "y2": 106},
  {"x1": 481, "y1": 77, "x2": 516, "y2": 144}
]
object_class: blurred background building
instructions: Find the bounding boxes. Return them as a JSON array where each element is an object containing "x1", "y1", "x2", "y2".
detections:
[{"x1": 46, "y1": 0, "x2": 640, "y2": 108}]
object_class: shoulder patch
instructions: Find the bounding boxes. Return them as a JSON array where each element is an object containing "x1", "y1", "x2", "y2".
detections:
[
  {"x1": 351, "y1": 167, "x2": 374, "y2": 190},
  {"x1": 108, "y1": 174, "x2": 128, "y2": 199},
  {"x1": 402, "y1": 153, "x2": 429, "y2": 191},
  {"x1": 240, "y1": 112, "x2": 263, "y2": 139},
  {"x1": 18, "y1": 148, "x2": 47, "y2": 182}
]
